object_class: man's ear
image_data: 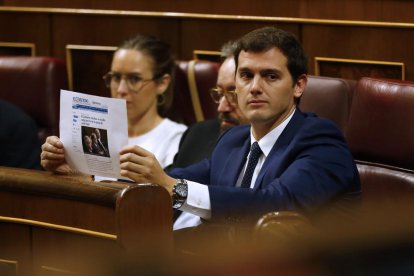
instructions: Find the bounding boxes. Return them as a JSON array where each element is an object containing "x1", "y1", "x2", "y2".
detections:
[
  {"x1": 156, "y1": 74, "x2": 172, "y2": 95},
  {"x1": 293, "y1": 74, "x2": 307, "y2": 98}
]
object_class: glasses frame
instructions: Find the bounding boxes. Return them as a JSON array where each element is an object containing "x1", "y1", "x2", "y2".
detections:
[
  {"x1": 102, "y1": 72, "x2": 154, "y2": 93},
  {"x1": 209, "y1": 87, "x2": 238, "y2": 105}
]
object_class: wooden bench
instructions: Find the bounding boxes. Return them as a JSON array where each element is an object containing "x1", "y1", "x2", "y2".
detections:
[{"x1": 0, "y1": 166, "x2": 172, "y2": 275}]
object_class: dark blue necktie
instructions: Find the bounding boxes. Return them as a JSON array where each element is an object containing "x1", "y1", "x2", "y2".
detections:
[{"x1": 240, "y1": 142, "x2": 262, "y2": 188}]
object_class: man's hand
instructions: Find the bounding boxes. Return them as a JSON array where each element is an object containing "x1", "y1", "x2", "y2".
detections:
[{"x1": 120, "y1": 145, "x2": 176, "y2": 196}]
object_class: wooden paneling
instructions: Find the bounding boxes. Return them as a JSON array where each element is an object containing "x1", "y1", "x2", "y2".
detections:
[
  {"x1": 4, "y1": 0, "x2": 414, "y2": 23},
  {"x1": 193, "y1": 50, "x2": 222, "y2": 62},
  {"x1": 1, "y1": 7, "x2": 414, "y2": 83},
  {"x1": 302, "y1": 0, "x2": 383, "y2": 21},
  {"x1": 302, "y1": 24, "x2": 414, "y2": 80},
  {"x1": 52, "y1": 14, "x2": 180, "y2": 58},
  {"x1": 0, "y1": 42, "x2": 35, "y2": 56},
  {"x1": 66, "y1": 45, "x2": 115, "y2": 96},
  {"x1": 315, "y1": 57, "x2": 404, "y2": 80},
  {"x1": 0, "y1": 12, "x2": 50, "y2": 56},
  {"x1": 0, "y1": 224, "x2": 31, "y2": 275},
  {"x1": 180, "y1": 19, "x2": 301, "y2": 60}
]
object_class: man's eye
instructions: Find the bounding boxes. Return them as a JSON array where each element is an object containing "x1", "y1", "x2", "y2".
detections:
[
  {"x1": 267, "y1": 74, "x2": 279, "y2": 81},
  {"x1": 240, "y1": 71, "x2": 253, "y2": 79}
]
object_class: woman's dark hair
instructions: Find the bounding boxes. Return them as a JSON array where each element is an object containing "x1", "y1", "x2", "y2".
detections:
[{"x1": 118, "y1": 34, "x2": 175, "y2": 116}]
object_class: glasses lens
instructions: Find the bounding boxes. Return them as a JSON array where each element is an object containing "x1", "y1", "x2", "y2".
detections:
[
  {"x1": 209, "y1": 88, "x2": 223, "y2": 103},
  {"x1": 126, "y1": 74, "x2": 143, "y2": 91},
  {"x1": 225, "y1": 91, "x2": 237, "y2": 104},
  {"x1": 103, "y1": 72, "x2": 151, "y2": 92},
  {"x1": 103, "y1": 73, "x2": 112, "y2": 88}
]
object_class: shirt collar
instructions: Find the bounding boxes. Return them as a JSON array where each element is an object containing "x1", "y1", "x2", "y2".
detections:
[{"x1": 249, "y1": 107, "x2": 296, "y2": 157}]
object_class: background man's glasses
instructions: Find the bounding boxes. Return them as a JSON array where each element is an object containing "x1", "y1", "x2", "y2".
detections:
[
  {"x1": 209, "y1": 88, "x2": 238, "y2": 105},
  {"x1": 103, "y1": 72, "x2": 153, "y2": 93}
]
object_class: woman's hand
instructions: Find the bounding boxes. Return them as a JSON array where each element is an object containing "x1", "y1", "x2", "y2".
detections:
[
  {"x1": 40, "y1": 136, "x2": 72, "y2": 173},
  {"x1": 120, "y1": 145, "x2": 176, "y2": 195}
]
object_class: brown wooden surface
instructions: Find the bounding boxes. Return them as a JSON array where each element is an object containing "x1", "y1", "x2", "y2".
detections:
[
  {"x1": 4, "y1": 0, "x2": 414, "y2": 23},
  {"x1": 68, "y1": 46, "x2": 114, "y2": 95},
  {"x1": 1, "y1": 7, "x2": 413, "y2": 83},
  {"x1": 0, "y1": 166, "x2": 172, "y2": 275}
]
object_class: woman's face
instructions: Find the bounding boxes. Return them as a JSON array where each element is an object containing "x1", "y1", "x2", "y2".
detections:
[{"x1": 110, "y1": 49, "x2": 163, "y2": 121}]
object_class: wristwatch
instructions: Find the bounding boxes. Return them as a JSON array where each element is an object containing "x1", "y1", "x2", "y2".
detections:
[{"x1": 172, "y1": 179, "x2": 188, "y2": 209}]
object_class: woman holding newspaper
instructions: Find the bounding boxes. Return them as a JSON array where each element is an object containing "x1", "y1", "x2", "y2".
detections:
[{"x1": 40, "y1": 34, "x2": 187, "y2": 175}]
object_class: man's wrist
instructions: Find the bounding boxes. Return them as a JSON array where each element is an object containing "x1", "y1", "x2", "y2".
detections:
[{"x1": 172, "y1": 179, "x2": 188, "y2": 209}]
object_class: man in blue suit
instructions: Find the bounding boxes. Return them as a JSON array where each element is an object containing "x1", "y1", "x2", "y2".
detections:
[{"x1": 117, "y1": 26, "x2": 361, "y2": 227}]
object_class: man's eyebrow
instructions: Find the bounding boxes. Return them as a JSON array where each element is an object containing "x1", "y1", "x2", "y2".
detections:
[
  {"x1": 261, "y1": 68, "x2": 282, "y2": 75},
  {"x1": 237, "y1": 67, "x2": 251, "y2": 72}
]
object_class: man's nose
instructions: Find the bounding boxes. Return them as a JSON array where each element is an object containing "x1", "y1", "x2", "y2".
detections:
[
  {"x1": 249, "y1": 75, "x2": 263, "y2": 93},
  {"x1": 217, "y1": 96, "x2": 233, "y2": 113}
]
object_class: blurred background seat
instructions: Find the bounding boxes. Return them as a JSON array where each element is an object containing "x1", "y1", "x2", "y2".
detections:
[
  {"x1": 300, "y1": 75, "x2": 355, "y2": 133},
  {"x1": 0, "y1": 56, "x2": 68, "y2": 142},
  {"x1": 345, "y1": 77, "x2": 414, "y2": 209},
  {"x1": 172, "y1": 60, "x2": 219, "y2": 125}
]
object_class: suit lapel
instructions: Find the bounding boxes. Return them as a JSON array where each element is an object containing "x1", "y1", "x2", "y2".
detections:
[
  {"x1": 254, "y1": 110, "x2": 306, "y2": 189},
  {"x1": 220, "y1": 137, "x2": 251, "y2": 187}
]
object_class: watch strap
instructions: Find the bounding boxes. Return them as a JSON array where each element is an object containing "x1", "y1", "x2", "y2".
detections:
[{"x1": 172, "y1": 179, "x2": 188, "y2": 209}]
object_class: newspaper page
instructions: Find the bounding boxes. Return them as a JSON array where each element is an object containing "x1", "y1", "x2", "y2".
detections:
[{"x1": 60, "y1": 90, "x2": 128, "y2": 179}]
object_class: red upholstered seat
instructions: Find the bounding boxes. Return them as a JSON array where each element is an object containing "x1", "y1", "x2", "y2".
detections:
[
  {"x1": 0, "y1": 56, "x2": 68, "y2": 142},
  {"x1": 346, "y1": 77, "x2": 414, "y2": 170},
  {"x1": 344, "y1": 77, "x2": 414, "y2": 210},
  {"x1": 300, "y1": 75, "x2": 355, "y2": 133},
  {"x1": 171, "y1": 60, "x2": 219, "y2": 125}
]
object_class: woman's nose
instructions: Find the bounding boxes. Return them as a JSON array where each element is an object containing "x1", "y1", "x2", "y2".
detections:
[{"x1": 116, "y1": 78, "x2": 129, "y2": 95}]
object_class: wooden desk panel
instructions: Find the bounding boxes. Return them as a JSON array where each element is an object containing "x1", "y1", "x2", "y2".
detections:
[
  {"x1": 0, "y1": 166, "x2": 172, "y2": 275},
  {"x1": 0, "y1": 12, "x2": 51, "y2": 56}
]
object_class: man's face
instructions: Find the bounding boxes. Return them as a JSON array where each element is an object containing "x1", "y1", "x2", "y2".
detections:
[
  {"x1": 217, "y1": 57, "x2": 248, "y2": 132},
  {"x1": 94, "y1": 129, "x2": 101, "y2": 140},
  {"x1": 84, "y1": 136, "x2": 92, "y2": 152},
  {"x1": 91, "y1": 133, "x2": 98, "y2": 144},
  {"x1": 235, "y1": 48, "x2": 305, "y2": 136}
]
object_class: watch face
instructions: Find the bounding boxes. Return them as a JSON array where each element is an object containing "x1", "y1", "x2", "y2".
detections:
[{"x1": 176, "y1": 183, "x2": 188, "y2": 197}]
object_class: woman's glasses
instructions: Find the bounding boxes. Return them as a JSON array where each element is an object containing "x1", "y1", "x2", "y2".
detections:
[{"x1": 103, "y1": 72, "x2": 153, "y2": 93}]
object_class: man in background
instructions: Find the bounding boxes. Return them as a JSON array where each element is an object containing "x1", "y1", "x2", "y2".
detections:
[
  {"x1": 94, "y1": 128, "x2": 110, "y2": 157},
  {"x1": 169, "y1": 41, "x2": 248, "y2": 170},
  {"x1": 0, "y1": 99, "x2": 41, "y2": 169},
  {"x1": 170, "y1": 41, "x2": 248, "y2": 229}
]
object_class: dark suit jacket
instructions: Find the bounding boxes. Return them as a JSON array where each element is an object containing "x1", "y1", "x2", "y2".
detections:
[
  {"x1": 169, "y1": 109, "x2": 361, "y2": 222},
  {"x1": 0, "y1": 100, "x2": 41, "y2": 169},
  {"x1": 168, "y1": 118, "x2": 221, "y2": 170}
]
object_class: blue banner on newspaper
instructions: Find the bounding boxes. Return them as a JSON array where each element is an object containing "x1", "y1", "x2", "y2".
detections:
[{"x1": 72, "y1": 104, "x2": 108, "y2": 114}]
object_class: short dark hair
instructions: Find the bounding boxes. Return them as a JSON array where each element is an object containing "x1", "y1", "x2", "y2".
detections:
[
  {"x1": 117, "y1": 34, "x2": 175, "y2": 116},
  {"x1": 234, "y1": 26, "x2": 308, "y2": 83}
]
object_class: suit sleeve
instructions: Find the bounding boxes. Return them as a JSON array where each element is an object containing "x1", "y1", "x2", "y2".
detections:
[{"x1": 0, "y1": 106, "x2": 41, "y2": 170}]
